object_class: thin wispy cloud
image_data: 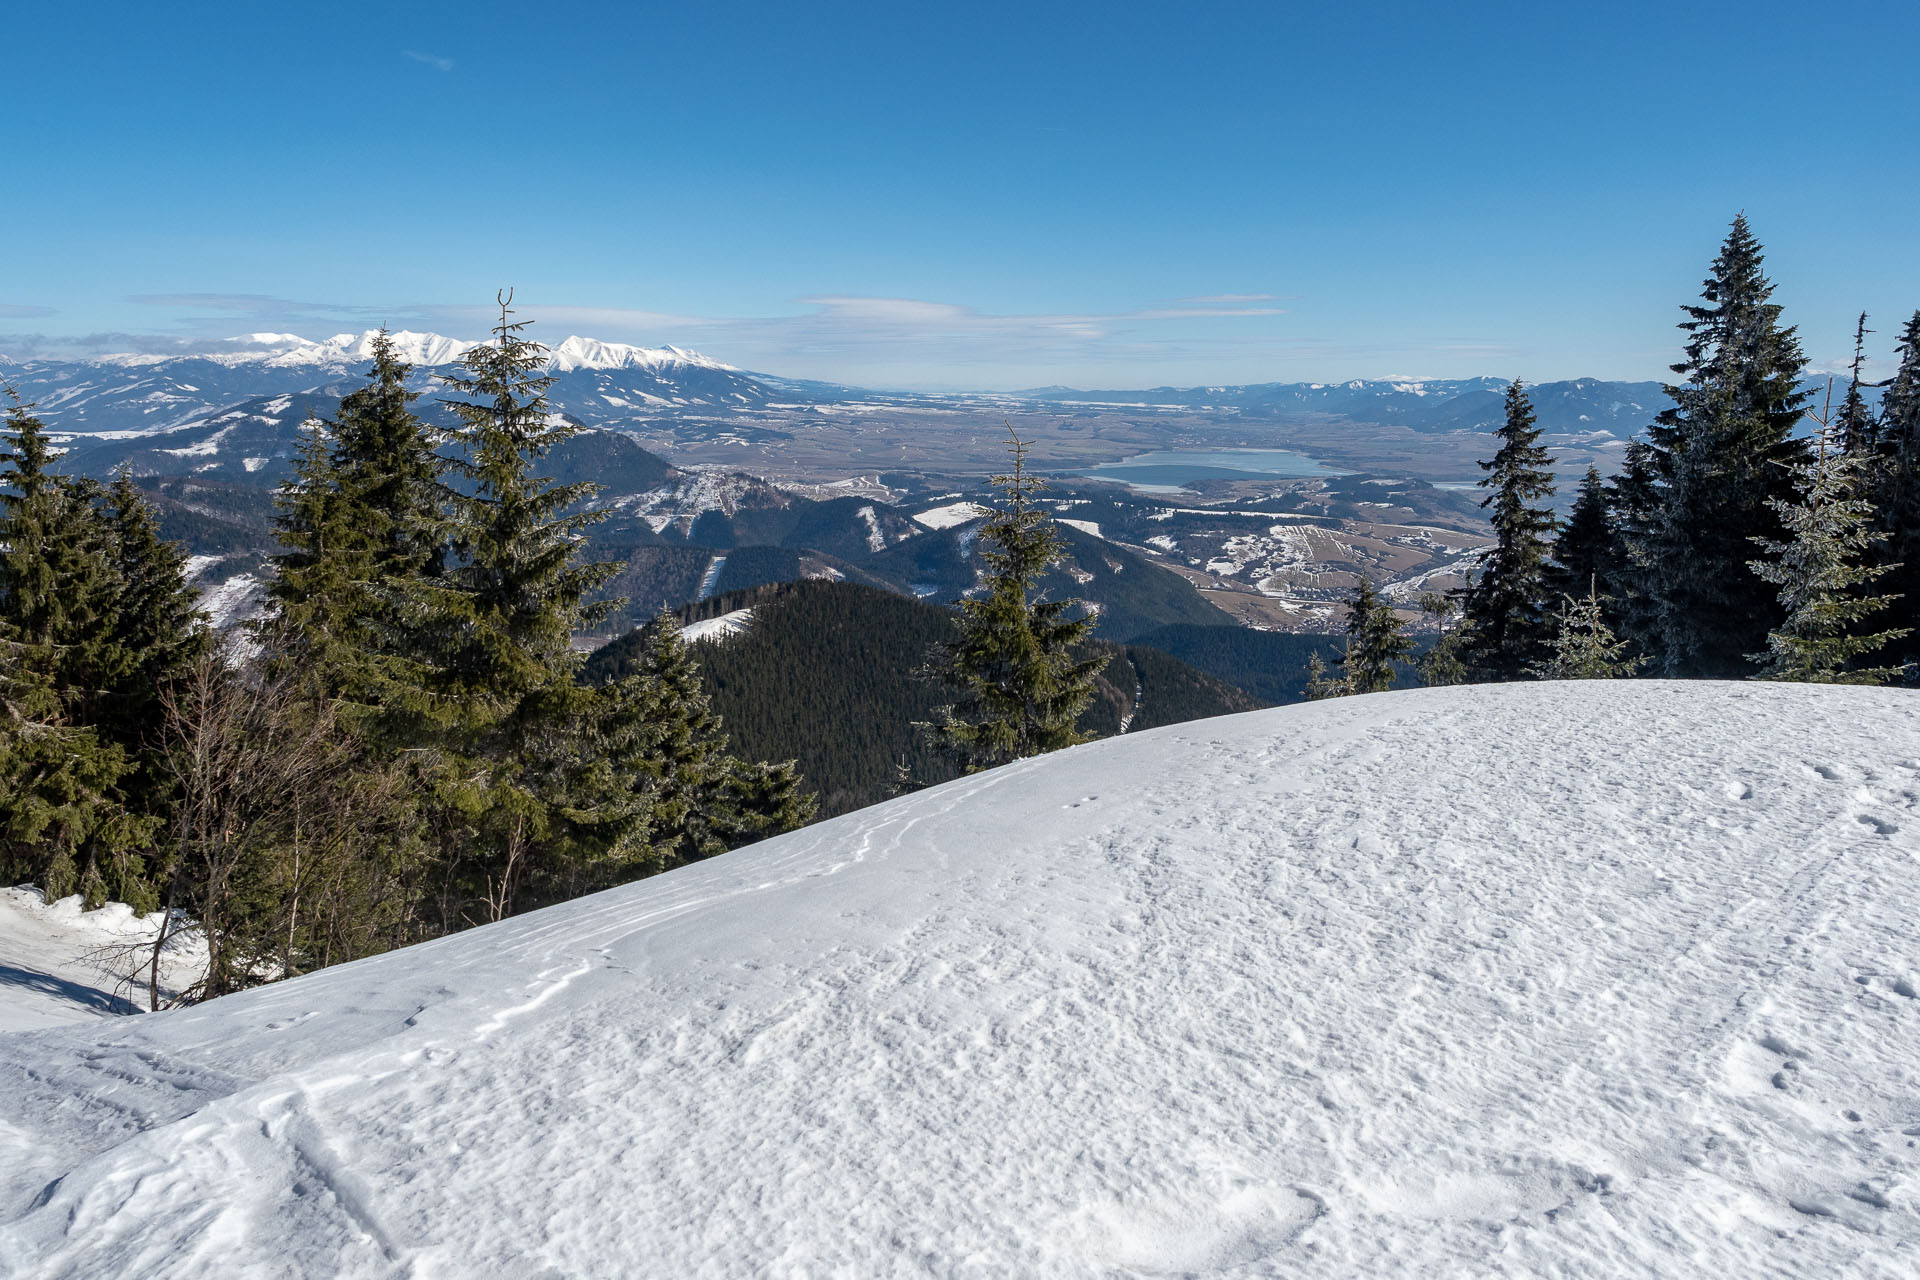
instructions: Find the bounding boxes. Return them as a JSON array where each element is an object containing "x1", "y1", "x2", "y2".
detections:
[
  {"x1": 1178, "y1": 294, "x2": 1282, "y2": 305},
  {"x1": 404, "y1": 50, "x2": 454, "y2": 72},
  {"x1": 0, "y1": 303, "x2": 57, "y2": 318},
  {"x1": 1136, "y1": 307, "x2": 1288, "y2": 319}
]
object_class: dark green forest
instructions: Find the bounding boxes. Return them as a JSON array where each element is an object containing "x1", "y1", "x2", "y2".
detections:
[{"x1": 588, "y1": 579, "x2": 1259, "y2": 819}]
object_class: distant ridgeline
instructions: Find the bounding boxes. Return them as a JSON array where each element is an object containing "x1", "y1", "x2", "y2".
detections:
[{"x1": 583, "y1": 580, "x2": 1261, "y2": 820}]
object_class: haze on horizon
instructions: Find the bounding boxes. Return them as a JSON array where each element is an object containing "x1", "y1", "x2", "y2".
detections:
[{"x1": 5, "y1": 0, "x2": 1915, "y2": 391}]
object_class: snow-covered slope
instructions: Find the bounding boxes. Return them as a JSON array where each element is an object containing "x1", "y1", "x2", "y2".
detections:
[
  {"x1": 3, "y1": 682, "x2": 1918, "y2": 1277},
  {"x1": 0, "y1": 891, "x2": 206, "y2": 1033}
]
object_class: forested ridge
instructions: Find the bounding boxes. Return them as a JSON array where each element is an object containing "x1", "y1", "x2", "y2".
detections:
[{"x1": 588, "y1": 579, "x2": 1260, "y2": 819}]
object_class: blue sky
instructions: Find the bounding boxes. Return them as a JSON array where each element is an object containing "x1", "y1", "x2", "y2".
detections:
[{"x1": 4, "y1": 1, "x2": 1916, "y2": 389}]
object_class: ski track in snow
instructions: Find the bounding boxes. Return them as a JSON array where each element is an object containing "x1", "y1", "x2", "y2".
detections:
[
  {"x1": 694, "y1": 555, "x2": 726, "y2": 602},
  {"x1": 2, "y1": 682, "x2": 1919, "y2": 1277}
]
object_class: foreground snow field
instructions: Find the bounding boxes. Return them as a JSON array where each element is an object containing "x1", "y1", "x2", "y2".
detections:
[
  {"x1": 3, "y1": 682, "x2": 1918, "y2": 1277},
  {"x1": 0, "y1": 890, "x2": 206, "y2": 1033}
]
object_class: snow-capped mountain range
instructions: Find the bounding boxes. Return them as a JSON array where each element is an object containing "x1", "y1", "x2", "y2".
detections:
[
  {"x1": 81, "y1": 329, "x2": 739, "y2": 375},
  {"x1": 2, "y1": 331, "x2": 774, "y2": 436}
]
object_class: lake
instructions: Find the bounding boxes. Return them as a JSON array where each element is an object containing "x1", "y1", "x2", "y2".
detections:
[{"x1": 1069, "y1": 448, "x2": 1348, "y2": 493}]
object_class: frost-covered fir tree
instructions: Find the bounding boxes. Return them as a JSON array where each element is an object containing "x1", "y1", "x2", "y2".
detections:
[
  {"x1": 925, "y1": 428, "x2": 1108, "y2": 771},
  {"x1": 1336, "y1": 573, "x2": 1413, "y2": 695},
  {"x1": 1532, "y1": 579, "x2": 1643, "y2": 680},
  {"x1": 1459, "y1": 381, "x2": 1557, "y2": 680},
  {"x1": 1836, "y1": 313, "x2": 1876, "y2": 457},
  {"x1": 1867, "y1": 311, "x2": 1920, "y2": 674},
  {"x1": 1747, "y1": 422, "x2": 1909, "y2": 684},
  {"x1": 1639, "y1": 215, "x2": 1811, "y2": 677}
]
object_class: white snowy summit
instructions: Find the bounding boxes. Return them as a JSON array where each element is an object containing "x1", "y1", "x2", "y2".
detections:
[
  {"x1": 2, "y1": 682, "x2": 1918, "y2": 1276},
  {"x1": 168, "y1": 329, "x2": 734, "y2": 374}
]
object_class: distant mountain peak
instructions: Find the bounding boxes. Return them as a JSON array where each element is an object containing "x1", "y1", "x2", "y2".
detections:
[
  {"x1": 86, "y1": 330, "x2": 734, "y2": 374},
  {"x1": 546, "y1": 335, "x2": 737, "y2": 373}
]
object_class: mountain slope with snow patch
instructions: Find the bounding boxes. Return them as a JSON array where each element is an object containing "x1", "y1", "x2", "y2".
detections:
[{"x1": 2, "y1": 682, "x2": 1917, "y2": 1277}]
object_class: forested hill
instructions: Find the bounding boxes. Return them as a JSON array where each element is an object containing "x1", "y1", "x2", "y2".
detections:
[{"x1": 583, "y1": 580, "x2": 1261, "y2": 819}]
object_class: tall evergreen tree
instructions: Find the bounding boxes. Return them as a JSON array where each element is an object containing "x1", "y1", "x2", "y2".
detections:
[
  {"x1": 1337, "y1": 573, "x2": 1414, "y2": 694},
  {"x1": 925, "y1": 428, "x2": 1108, "y2": 771},
  {"x1": 96, "y1": 470, "x2": 209, "y2": 814},
  {"x1": 416, "y1": 294, "x2": 625, "y2": 919},
  {"x1": 1868, "y1": 310, "x2": 1920, "y2": 673},
  {"x1": 266, "y1": 414, "x2": 375, "y2": 692},
  {"x1": 1836, "y1": 312, "x2": 1876, "y2": 456},
  {"x1": 1547, "y1": 466, "x2": 1615, "y2": 606},
  {"x1": 1749, "y1": 427, "x2": 1909, "y2": 683},
  {"x1": 1638, "y1": 215, "x2": 1811, "y2": 676},
  {"x1": 267, "y1": 334, "x2": 447, "y2": 720},
  {"x1": 1415, "y1": 592, "x2": 1468, "y2": 687},
  {"x1": 1458, "y1": 380, "x2": 1558, "y2": 679},
  {"x1": 0, "y1": 394, "x2": 152, "y2": 902},
  {"x1": 331, "y1": 329, "x2": 445, "y2": 585},
  {"x1": 1605, "y1": 441, "x2": 1664, "y2": 661}
]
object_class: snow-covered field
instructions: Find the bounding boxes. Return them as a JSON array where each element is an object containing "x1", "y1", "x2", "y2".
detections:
[
  {"x1": 0, "y1": 890, "x2": 205, "y2": 1033},
  {"x1": 2, "y1": 682, "x2": 1918, "y2": 1277},
  {"x1": 679, "y1": 607, "x2": 754, "y2": 643}
]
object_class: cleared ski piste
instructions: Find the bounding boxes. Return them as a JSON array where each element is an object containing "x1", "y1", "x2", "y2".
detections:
[{"x1": 2, "y1": 681, "x2": 1917, "y2": 1277}]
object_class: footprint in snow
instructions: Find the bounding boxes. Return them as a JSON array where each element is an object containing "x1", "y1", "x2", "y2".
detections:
[{"x1": 1856, "y1": 814, "x2": 1900, "y2": 836}]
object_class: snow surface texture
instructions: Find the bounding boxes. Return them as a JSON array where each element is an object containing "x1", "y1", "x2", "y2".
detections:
[
  {"x1": 2, "y1": 682, "x2": 1919, "y2": 1278},
  {"x1": 0, "y1": 890, "x2": 205, "y2": 1033},
  {"x1": 913, "y1": 500, "x2": 984, "y2": 530}
]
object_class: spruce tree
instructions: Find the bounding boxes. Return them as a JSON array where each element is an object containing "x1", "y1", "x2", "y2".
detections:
[
  {"x1": 925, "y1": 427, "x2": 1108, "y2": 771},
  {"x1": 1836, "y1": 313, "x2": 1876, "y2": 456},
  {"x1": 97, "y1": 470, "x2": 209, "y2": 816},
  {"x1": 1337, "y1": 573, "x2": 1413, "y2": 694},
  {"x1": 1303, "y1": 647, "x2": 1351, "y2": 699},
  {"x1": 1459, "y1": 380, "x2": 1558, "y2": 679},
  {"x1": 266, "y1": 413, "x2": 375, "y2": 692},
  {"x1": 589, "y1": 615, "x2": 814, "y2": 878},
  {"x1": 1748, "y1": 426, "x2": 1909, "y2": 683},
  {"x1": 1638, "y1": 215, "x2": 1811, "y2": 676},
  {"x1": 1533, "y1": 579, "x2": 1643, "y2": 680},
  {"x1": 0, "y1": 650, "x2": 147, "y2": 905},
  {"x1": 1547, "y1": 466, "x2": 1614, "y2": 606},
  {"x1": 1868, "y1": 311, "x2": 1920, "y2": 673},
  {"x1": 420, "y1": 294, "x2": 625, "y2": 919},
  {"x1": 267, "y1": 335, "x2": 448, "y2": 736},
  {"x1": 0, "y1": 394, "x2": 152, "y2": 902},
  {"x1": 331, "y1": 329, "x2": 445, "y2": 585},
  {"x1": 1415, "y1": 592, "x2": 1468, "y2": 687},
  {"x1": 1605, "y1": 440, "x2": 1664, "y2": 661}
]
